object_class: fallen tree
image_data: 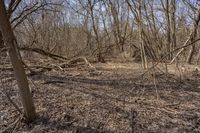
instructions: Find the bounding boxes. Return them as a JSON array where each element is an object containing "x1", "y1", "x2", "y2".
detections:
[{"x1": 19, "y1": 47, "x2": 67, "y2": 61}]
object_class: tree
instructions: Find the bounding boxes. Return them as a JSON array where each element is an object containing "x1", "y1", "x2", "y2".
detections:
[
  {"x1": 186, "y1": 8, "x2": 200, "y2": 64},
  {"x1": 87, "y1": 0, "x2": 104, "y2": 62},
  {"x1": 108, "y1": 0, "x2": 126, "y2": 53},
  {"x1": 0, "y1": 31, "x2": 3, "y2": 48},
  {"x1": 0, "y1": 0, "x2": 36, "y2": 122},
  {"x1": 160, "y1": 0, "x2": 172, "y2": 59},
  {"x1": 138, "y1": 0, "x2": 148, "y2": 68},
  {"x1": 126, "y1": 0, "x2": 148, "y2": 68},
  {"x1": 170, "y1": 0, "x2": 177, "y2": 59},
  {"x1": 170, "y1": 7, "x2": 200, "y2": 64}
]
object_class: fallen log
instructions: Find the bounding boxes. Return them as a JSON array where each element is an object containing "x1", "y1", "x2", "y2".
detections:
[
  {"x1": 19, "y1": 47, "x2": 67, "y2": 61},
  {"x1": 60, "y1": 56, "x2": 95, "y2": 69}
]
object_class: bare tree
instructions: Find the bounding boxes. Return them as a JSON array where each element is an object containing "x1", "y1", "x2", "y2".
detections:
[
  {"x1": 108, "y1": 0, "x2": 127, "y2": 53},
  {"x1": 170, "y1": 7, "x2": 200, "y2": 64},
  {"x1": 160, "y1": 0, "x2": 171, "y2": 59},
  {"x1": 126, "y1": 0, "x2": 148, "y2": 68},
  {"x1": 0, "y1": 0, "x2": 36, "y2": 122},
  {"x1": 186, "y1": 7, "x2": 200, "y2": 64},
  {"x1": 0, "y1": 31, "x2": 3, "y2": 48},
  {"x1": 5, "y1": 0, "x2": 198, "y2": 65},
  {"x1": 87, "y1": 0, "x2": 104, "y2": 62},
  {"x1": 170, "y1": 0, "x2": 177, "y2": 59}
]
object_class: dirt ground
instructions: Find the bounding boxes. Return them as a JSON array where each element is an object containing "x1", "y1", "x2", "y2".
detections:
[{"x1": 0, "y1": 59, "x2": 200, "y2": 133}]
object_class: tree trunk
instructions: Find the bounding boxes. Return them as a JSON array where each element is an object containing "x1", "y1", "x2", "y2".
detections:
[
  {"x1": 170, "y1": 0, "x2": 176, "y2": 59},
  {"x1": 0, "y1": 31, "x2": 3, "y2": 47},
  {"x1": 139, "y1": 0, "x2": 148, "y2": 69},
  {"x1": 109, "y1": 0, "x2": 125, "y2": 53},
  {"x1": 186, "y1": 45, "x2": 195, "y2": 64},
  {"x1": 88, "y1": 0, "x2": 104, "y2": 62},
  {"x1": 165, "y1": 0, "x2": 171, "y2": 59},
  {"x1": 186, "y1": 8, "x2": 200, "y2": 64},
  {"x1": 196, "y1": 48, "x2": 200, "y2": 65},
  {"x1": 0, "y1": 31, "x2": 6, "y2": 57},
  {"x1": 0, "y1": 0, "x2": 36, "y2": 122},
  {"x1": 160, "y1": 0, "x2": 171, "y2": 59}
]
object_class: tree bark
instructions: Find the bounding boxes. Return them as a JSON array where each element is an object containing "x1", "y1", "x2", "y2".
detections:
[
  {"x1": 88, "y1": 0, "x2": 104, "y2": 62},
  {"x1": 170, "y1": 0, "x2": 176, "y2": 59},
  {"x1": 0, "y1": 0, "x2": 36, "y2": 122},
  {"x1": 160, "y1": 0, "x2": 171, "y2": 59},
  {"x1": 186, "y1": 8, "x2": 200, "y2": 64},
  {"x1": 186, "y1": 45, "x2": 195, "y2": 64},
  {"x1": 109, "y1": 0, "x2": 125, "y2": 53},
  {"x1": 0, "y1": 31, "x2": 3, "y2": 47},
  {"x1": 197, "y1": 48, "x2": 200, "y2": 65},
  {"x1": 138, "y1": 0, "x2": 148, "y2": 69}
]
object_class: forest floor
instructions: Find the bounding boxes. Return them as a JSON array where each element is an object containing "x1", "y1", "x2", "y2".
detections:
[{"x1": 0, "y1": 58, "x2": 200, "y2": 133}]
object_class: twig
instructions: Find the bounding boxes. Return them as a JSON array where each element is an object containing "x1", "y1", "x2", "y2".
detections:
[
  {"x1": 22, "y1": 61, "x2": 36, "y2": 74},
  {"x1": 0, "y1": 115, "x2": 23, "y2": 133},
  {"x1": 130, "y1": 108, "x2": 138, "y2": 133},
  {"x1": 11, "y1": 115, "x2": 22, "y2": 133},
  {"x1": 0, "y1": 91, "x2": 23, "y2": 115},
  {"x1": 0, "y1": 79, "x2": 23, "y2": 115}
]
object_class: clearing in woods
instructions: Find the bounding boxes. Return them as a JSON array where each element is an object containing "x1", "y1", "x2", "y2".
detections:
[{"x1": 0, "y1": 59, "x2": 200, "y2": 132}]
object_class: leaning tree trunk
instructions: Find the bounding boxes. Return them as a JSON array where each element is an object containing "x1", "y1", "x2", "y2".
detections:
[
  {"x1": 186, "y1": 45, "x2": 195, "y2": 64},
  {"x1": 0, "y1": 0, "x2": 36, "y2": 122}
]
